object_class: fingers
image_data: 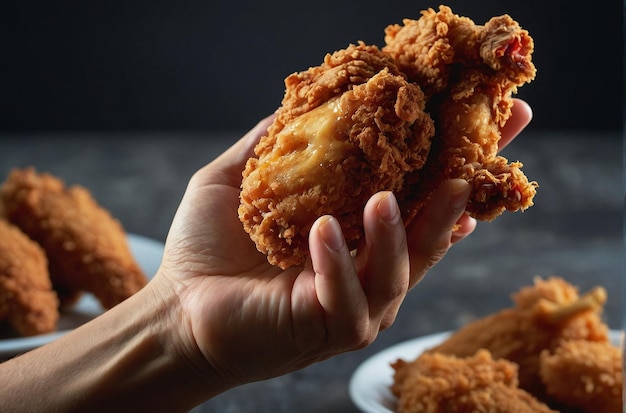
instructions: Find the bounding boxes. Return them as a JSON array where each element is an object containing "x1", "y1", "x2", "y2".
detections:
[
  {"x1": 451, "y1": 213, "x2": 477, "y2": 244},
  {"x1": 309, "y1": 192, "x2": 410, "y2": 349},
  {"x1": 499, "y1": 99, "x2": 533, "y2": 151},
  {"x1": 359, "y1": 192, "x2": 409, "y2": 331},
  {"x1": 406, "y1": 179, "x2": 471, "y2": 288},
  {"x1": 309, "y1": 215, "x2": 368, "y2": 350}
]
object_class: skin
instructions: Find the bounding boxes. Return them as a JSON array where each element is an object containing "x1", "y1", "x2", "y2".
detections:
[{"x1": 0, "y1": 100, "x2": 531, "y2": 413}]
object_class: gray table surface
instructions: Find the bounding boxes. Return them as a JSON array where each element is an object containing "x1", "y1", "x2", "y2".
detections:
[{"x1": 0, "y1": 129, "x2": 622, "y2": 412}]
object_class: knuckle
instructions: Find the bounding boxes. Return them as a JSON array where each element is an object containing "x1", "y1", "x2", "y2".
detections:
[
  {"x1": 379, "y1": 313, "x2": 398, "y2": 331},
  {"x1": 342, "y1": 323, "x2": 375, "y2": 351},
  {"x1": 420, "y1": 239, "x2": 451, "y2": 270}
]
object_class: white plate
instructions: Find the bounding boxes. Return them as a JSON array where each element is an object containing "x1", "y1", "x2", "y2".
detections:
[
  {"x1": 349, "y1": 329, "x2": 623, "y2": 413},
  {"x1": 0, "y1": 233, "x2": 164, "y2": 358}
]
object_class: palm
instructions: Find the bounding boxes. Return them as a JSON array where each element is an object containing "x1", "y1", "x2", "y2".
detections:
[{"x1": 162, "y1": 178, "x2": 327, "y2": 382}]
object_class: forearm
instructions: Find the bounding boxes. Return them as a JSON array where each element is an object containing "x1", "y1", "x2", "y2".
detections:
[{"x1": 0, "y1": 277, "x2": 223, "y2": 412}]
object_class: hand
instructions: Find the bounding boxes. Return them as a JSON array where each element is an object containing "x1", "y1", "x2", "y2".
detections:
[
  {"x1": 152, "y1": 98, "x2": 532, "y2": 392},
  {"x1": 153, "y1": 115, "x2": 410, "y2": 389}
]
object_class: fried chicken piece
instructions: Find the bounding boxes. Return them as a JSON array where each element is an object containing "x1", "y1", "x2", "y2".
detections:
[
  {"x1": 239, "y1": 43, "x2": 434, "y2": 268},
  {"x1": 391, "y1": 349, "x2": 557, "y2": 413},
  {"x1": 0, "y1": 168, "x2": 148, "y2": 309},
  {"x1": 0, "y1": 219, "x2": 59, "y2": 336},
  {"x1": 240, "y1": 7, "x2": 537, "y2": 268},
  {"x1": 426, "y1": 277, "x2": 610, "y2": 396},
  {"x1": 539, "y1": 340, "x2": 623, "y2": 413},
  {"x1": 384, "y1": 5, "x2": 537, "y2": 222}
]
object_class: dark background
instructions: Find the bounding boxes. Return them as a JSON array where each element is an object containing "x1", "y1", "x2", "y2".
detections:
[{"x1": 1, "y1": 1, "x2": 623, "y2": 132}]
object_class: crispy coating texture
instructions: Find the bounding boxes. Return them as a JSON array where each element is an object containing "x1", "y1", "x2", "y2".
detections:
[
  {"x1": 0, "y1": 168, "x2": 147, "y2": 309},
  {"x1": 239, "y1": 7, "x2": 537, "y2": 268},
  {"x1": 384, "y1": 5, "x2": 537, "y2": 222},
  {"x1": 270, "y1": 42, "x2": 404, "y2": 132},
  {"x1": 393, "y1": 277, "x2": 620, "y2": 412},
  {"x1": 391, "y1": 349, "x2": 557, "y2": 413},
  {"x1": 426, "y1": 277, "x2": 610, "y2": 396},
  {"x1": 240, "y1": 43, "x2": 434, "y2": 268},
  {"x1": 0, "y1": 219, "x2": 59, "y2": 336},
  {"x1": 539, "y1": 340, "x2": 623, "y2": 413}
]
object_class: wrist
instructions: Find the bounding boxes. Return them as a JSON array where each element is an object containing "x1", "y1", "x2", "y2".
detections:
[
  {"x1": 0, "y1": 270, "x2": 229, "y2": 412},
  {"x1": 122, "y1": 272, "x2": 231, "y2": 408}
]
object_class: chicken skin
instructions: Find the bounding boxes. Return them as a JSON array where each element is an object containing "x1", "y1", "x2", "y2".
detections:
[
  {"x1": 391, "y1": 349, "x2": 557, "y2": 413},
  {"x1": 240, "y1": 6, "x2": 537, "y2": 268},
  {"x1": 426, "y1": 277, "x2": 610, "y2": 397},
  {"x1": 384, "y1": 5, "x2": 537, "y2": 222},
  {"x1": 539, "y1": 340, "x2": 623, "y2": 413},
  {"x1": 0, "y1": 219, "x2": 59, "y2": 336},
  {"x1": 0, "y1": 168, "x2": 148, "y2": 309},
  {"x1": 240, "y1": 43, "x2": 434, "y2": 268}
]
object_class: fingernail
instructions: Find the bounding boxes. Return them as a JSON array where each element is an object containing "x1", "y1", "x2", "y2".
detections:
[
  {"x1": 378, "y1": 192, "x2": 400, "y2": 223},
  {"x1": 449, "y1": 179, "x2": 471, "y2": 211},
  {"x1": 318, "y1": 216, "x2": 344, "y2": 251}
]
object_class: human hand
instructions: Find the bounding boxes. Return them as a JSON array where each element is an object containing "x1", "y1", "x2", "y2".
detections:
[
  {"x1": 152, "y1": 115, "x2": 413, "y2": 391},
  {"x1": 151, "y1": 98, "x2": 532, "y2": 394}
]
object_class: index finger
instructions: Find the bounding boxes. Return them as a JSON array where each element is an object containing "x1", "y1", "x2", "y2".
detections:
[{"x1": 499, "y1": 99, "x2": 533, "y2": 151}]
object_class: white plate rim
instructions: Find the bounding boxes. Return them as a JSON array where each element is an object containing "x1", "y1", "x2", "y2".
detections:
[
  {"x1": 349, "y1": 329, "x2": 623, "y2": 413},
  {"x1": 0, "y1": 233, "x2": 163, "y2": 358}
]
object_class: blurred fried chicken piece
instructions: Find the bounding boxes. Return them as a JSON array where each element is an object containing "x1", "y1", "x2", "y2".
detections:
[
  {"x1": 391, "y1": 349, "x2": 557, "y2": 413},
  {"x1": 0, "y1": 219, "x2": 59, "y2": 336},
  {"x1": 539, "y1": 340, "x2": 623, "y2": 413},
  {"x1": 0, "y1": 168, "x2": 148, "y2": 309},
  {"x1": 384, "y1": 5, "x2": 537, "y2": 222},
  {"x1": 239, "y1": 43, "x2": 434, "y2": 268},
  {"x1": 426, "y1": 277, "x2": 610, "y2": 396}
]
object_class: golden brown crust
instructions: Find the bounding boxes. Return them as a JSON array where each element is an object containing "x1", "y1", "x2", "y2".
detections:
[
  {"x1": 0, "y1": 168, "x2": 147, "y2": 309},
  {"x1": 539, "y1": 340, "x2": 622, "y2": 413},
  {"x1": 240, "y1": 6, "x2": 537, "y2": 268},
  {"x1": 425, "y1": 277, "x2": 610, "y2": 396},
  {"x1": 274, "y1": 42, "x2": 403, "y2": 129},
  {"x1": 394, "y1": 277, "x2": 619, "y2": 412},
  {"x1": 0, "y1": 219, "x2": 59, "y2": 336},
  {"x1": 383, "y1": 6, "x2": 535, "y2": 101},
  {"x1": 392, "y1": 350, "x2": 557, "y2": 413},
  {"x1": 385, "y1": 5, "x2": 537, "y2": 223},
  {"x1": 240, "y1": 45, "x2": 434, "y2": 268}
]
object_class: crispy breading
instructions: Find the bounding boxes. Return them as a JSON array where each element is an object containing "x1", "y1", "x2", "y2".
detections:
[
  {"x1": 392, "y1": 350, "x2": 557, "y2": 413},
  {"x1": 239, "y1": 6, "x2": 537, "y2": 268},
  {"x1": 384, "y1": 5, "x2": 537, "y2": 222},
  {"x1": 0, "y1": 168, "x2": 147, "y2": 309},
  {"x1": 0, "y1": 219, "x2": 59, "y2": 336},
  {"x1": 239, "y1": 43, "x2": 434, "y2": 268},
  {"x1": 425, "y1": 277, "x2": 610, "y2": 396},
  {"x1": 539, "y1": 340, "x2": 623, "y2": 413}
]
